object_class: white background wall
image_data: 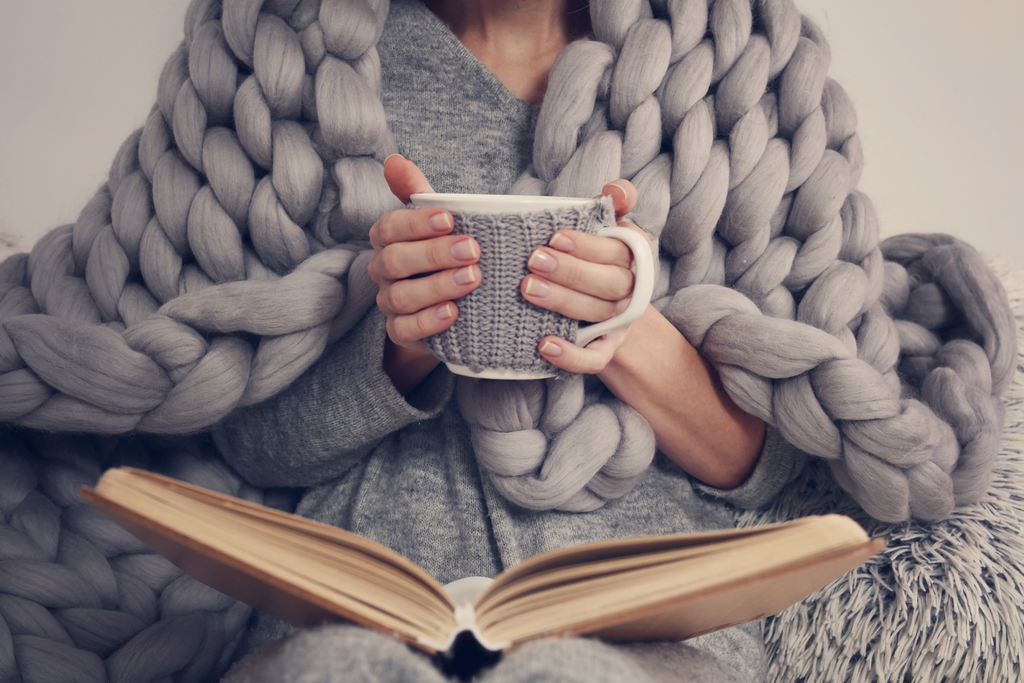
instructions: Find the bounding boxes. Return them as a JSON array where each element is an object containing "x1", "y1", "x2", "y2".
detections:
[{"x1": 1, "y1": 0, "x2": 1021, "y2": 266}]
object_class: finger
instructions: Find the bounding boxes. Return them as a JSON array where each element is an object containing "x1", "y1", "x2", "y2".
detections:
[
  {"x1": 521, "y1": 275, "x2": 627, "y2": 323},
  {"x1": 379, "y1": 265, "x2": 481, "y2": 315},
  {"x1": 537, "y1": 330, "x2": 625, "y2": 375},
  {"x1": 526, "y1": 247, "x2": 634, "y2": 301},
  {"x1": 598, "y1": 179, "x2": 638, "y2": 221},
  {"x1": 384, "y1": 154, "x2": 434, "y2": 203},
  {"x1": 389, "y1": 301, "x2": 460, "y2": 346},
  {"x1": 370, "y1": 206, "x2": 455, "y2": 250},
  {"x1": 373, "y1": 235, "x2": 480, "y2": 282},
  {"x1": 543, "y1": 230, "x2": 634, "y2": 269}
]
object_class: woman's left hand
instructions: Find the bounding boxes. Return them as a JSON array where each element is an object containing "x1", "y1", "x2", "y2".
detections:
[
  {"x1": 523, "y1": 179, "x2": 652, "y2": 374},
  {"x1": 526, "y1": 180, "x2": 765, "y2": 488}
]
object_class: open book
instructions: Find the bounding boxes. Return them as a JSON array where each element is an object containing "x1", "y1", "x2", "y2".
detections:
[{"x1": 81, "y1": 468, "x2": 884, "y2": 655}]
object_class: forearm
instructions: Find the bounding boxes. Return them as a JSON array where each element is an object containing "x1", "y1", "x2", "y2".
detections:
[
  {"x1": 213, "y1": 403, "x2": 380, "y2": 489},
  {"x1": 597, "y1": 305, "x2": 766, "y2": 489},
  {"x1": 214, "y1": 308, "x2": 454, "y2": 487}
]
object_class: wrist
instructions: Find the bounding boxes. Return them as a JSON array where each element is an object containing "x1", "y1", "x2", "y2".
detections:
[
  {"x1": 597, "y1": 305, "x2": 663, "y2": 386},
  {"x1": 383, "y1": 337, "x2": 441, "y2": 395},
  {"x1": 597, "y1": 305, "x2": 766, "y2": 489}
]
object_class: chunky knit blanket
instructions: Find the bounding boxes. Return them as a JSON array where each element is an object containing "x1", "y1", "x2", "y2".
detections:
[
  {"x1": 0, "y1": 0, "x2": 1018, "y2": 679},
  {"x1": 0, "y1": 0, "x2": 1015, "y2": 520}
]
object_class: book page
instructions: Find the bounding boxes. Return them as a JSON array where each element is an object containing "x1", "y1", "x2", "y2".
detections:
[
  {"x1": 587, "y1": 541, "x2": 884, "y2": 643},
  {"x1": 474, "y1": 515, "x2": 880, "y2": 646},
  {"x1": 82, "y1": 469, "x2": 459, "y2": 650},
  {"x1": 132, "y1": 469, "x2": 452, "y2": 599},
  {"x1": 476, "y1": 518, "x2": 816, "y2": 606}
]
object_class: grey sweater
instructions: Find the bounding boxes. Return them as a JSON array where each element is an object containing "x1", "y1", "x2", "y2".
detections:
[{"x1": 215, "y1": 1, "x2": 806, "y2": 680}]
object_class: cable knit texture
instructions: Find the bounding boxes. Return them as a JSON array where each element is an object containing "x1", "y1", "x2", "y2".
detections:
[{"x1": 0, "y1": 0, "x2": 1018, "y2": 679}]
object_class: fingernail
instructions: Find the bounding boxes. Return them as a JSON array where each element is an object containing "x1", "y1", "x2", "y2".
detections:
[
  {"x1": 452, "y1": 266, "x2": 477, "y2": 285},
  {"x1": 384, "y1": 153, "x2": 405, "y2": 165},
  {"x1": 429, "y1": 212, "x2": 453, "y2": 232},
  {"x1": 527, "y1": 250, "x2": 557, "y2": 273},
  {"x1": 435, "y1": 303, "x2": 454, "y2": 319},
  {"x1": 539, "y1": 340, "x2": 562, "y2": 357},
  {"x1": 549, "y1": 232, "x2": 575, "y2": 253},
  {"x1": 607, "y1": 180, "x2": 630, "y2": 203},
  {"x1": 450, "y1": 238, "x2": 477, "y2": 260},
  {"x1": 524, "y1": 277, "x2": 551, "y2": 298}
]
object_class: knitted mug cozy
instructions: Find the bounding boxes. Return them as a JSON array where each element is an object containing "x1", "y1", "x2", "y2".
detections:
[
  {"x1": 422, "y1": 198, "x2": 619, "y2": 378},
  {"x1": 0, "y1": 0, "x2": 1016, "y2": 521}
]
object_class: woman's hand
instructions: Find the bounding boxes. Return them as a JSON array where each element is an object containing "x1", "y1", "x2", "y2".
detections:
[
  {"x1": 367, "y1": 155, "x2": 482, "y2": 393},
  {"x1": 523, "y1": 178, "x2": 765, "y2": 488},
  {"x1": 524, "y1": 179, "x2": 651, "y2": 374}
]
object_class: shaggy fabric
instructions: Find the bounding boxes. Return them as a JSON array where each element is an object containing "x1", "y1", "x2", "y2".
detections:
[
  {"x1": 0, "y1": 0, "x2": 1015, "y2": 520},
  {"x1": 737, "y1": 259, "x2": 1024, "y2": 683}
]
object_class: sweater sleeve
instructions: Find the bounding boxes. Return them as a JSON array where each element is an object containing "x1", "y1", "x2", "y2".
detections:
[
  {"x1": 692, "y1": 426, "x2": 808, "y2": 510},
  {"x1": 212, "y1": 307, "x2": 455, "y2": 488}
]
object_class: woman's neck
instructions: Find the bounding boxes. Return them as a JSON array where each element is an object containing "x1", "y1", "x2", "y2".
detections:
[{"x1": 426, "y1": 0, "x2": 590, "y2": 104}]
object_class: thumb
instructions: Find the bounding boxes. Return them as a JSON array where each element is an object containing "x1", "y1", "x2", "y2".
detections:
[
  {"x1": 384, "y1": 154, "x2": 434, "y2": 203},
  {"x1": 598, "y1": 179, "x2": 638, "y2": 221}
]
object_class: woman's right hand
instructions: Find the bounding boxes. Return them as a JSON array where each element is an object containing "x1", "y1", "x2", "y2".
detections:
[{"x1": 367, "y1": 155, "x2": 482, "y2": 392}]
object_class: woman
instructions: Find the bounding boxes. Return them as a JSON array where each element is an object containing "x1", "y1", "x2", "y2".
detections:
[{"x1": 216, "y1": 1, "x2": 803, "y2": 680}]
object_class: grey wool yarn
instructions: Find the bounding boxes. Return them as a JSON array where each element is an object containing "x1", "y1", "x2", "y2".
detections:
[
  {"x1": 0, "y1": 429, "x2": 273, "y2": 683},
  {"x1": 0, "y1": 0, "x2": 1017, "y2": 522}
]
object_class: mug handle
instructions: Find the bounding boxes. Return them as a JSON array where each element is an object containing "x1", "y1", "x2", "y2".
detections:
[{"x1": 574, "y1": 227, "x2": 656, "y2": 347}]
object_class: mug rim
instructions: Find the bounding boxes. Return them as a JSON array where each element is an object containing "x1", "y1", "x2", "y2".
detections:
[{"x1": 410, "y1": 193, "x2": 594, "y2": 214}]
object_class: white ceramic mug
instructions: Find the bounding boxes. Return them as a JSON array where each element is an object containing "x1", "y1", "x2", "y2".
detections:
[{"x1": 409, "y1": 193, "x2": 655, "y2": 380}]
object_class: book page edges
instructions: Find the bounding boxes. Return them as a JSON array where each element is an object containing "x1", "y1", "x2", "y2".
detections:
[
  {"x1": 104, "y1": 469, "x2": 452, "y2": 606},
  {"x1": 475, "y1": 515, "x2": 860, "y2": 608},
  {"x1": 419, "y1": 577, "x2": 509, "y2": 653},
  {"x1": 420, "y1": 624, "x2": 512, "y2": 654},
  {"x1": 79, "y1": 484, "x2": 455, "y2": 652},
  {"x1": 81, "y1": 470, "x2": 879, "y2": 657},
  {"x1": 517, "y1": 537, "x2": 885, "y2": 645}
]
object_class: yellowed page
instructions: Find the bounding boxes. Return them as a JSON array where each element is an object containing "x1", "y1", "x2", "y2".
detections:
[
  {"x1": 476, "y1": 517, "x2": 826, "y2": 607},
  {"x1": 475, "y1": 515, "x2": 880, "y2": 646},
  {"x1": 83, "y1": 469, "x2": 458, "y2": 651}
]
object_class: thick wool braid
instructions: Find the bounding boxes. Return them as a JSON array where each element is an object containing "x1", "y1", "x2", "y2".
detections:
[
  {"x1": 0, "y1": 429, "x2": 266, "y2": 683},
  {"x1": 0, "y1": 0, "x2": 393, "y2": 435}
]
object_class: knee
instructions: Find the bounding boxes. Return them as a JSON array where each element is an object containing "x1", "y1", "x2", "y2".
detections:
[{"x1": 222, "y1": 624, "x2": 447, "y2": 683}]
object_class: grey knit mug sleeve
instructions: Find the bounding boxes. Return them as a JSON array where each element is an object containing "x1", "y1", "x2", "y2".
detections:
[{"x1": 416, "y1": 195, "x2": 654, "y2": 379}]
